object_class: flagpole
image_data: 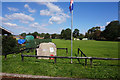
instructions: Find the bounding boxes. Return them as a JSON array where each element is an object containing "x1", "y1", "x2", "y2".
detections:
[{"x1": 71, "y1": 10, "x2": 73, "y2": 64}]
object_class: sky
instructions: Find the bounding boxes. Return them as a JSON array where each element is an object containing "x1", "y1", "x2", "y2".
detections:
[{"x1": 0, "y1": 1, "x2": 118, "y2": 35}]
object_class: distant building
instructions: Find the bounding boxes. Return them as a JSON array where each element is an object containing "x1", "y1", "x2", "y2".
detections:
[
  {"x1": 74, "y1": 38, "x2": 80, "y2": 40},
  {"x1": 82, "y1": 38, "x2": 88, "y2": 40},
  {"x1": 0, "y1": 26, "x2": 13, "y2": 35}
]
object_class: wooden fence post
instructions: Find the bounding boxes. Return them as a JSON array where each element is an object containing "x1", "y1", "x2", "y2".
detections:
[
  {"x1": 85, "y1": 59, "x2": 87, "y2": 66},
  {"x1": 21, "y1": 54, "x2": 24, "y2": 61},
  {"x1": 90, "y1": 58, "x2": 93, "y2": 67},
  {"x1": 54, "y1": 57, "x2": 56, "y2": 63}
]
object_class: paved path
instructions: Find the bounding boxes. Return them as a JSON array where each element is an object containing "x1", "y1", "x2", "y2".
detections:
[{"x1": 0, "y1": 73, "x2": 96, "y2": 80}]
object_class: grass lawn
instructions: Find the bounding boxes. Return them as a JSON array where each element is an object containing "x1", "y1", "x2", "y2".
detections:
[{"x1": 2, "y1": 39, "x2": 120, "y2": 79}]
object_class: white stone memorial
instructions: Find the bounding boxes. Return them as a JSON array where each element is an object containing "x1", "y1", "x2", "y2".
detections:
[{"x1": 36, "y1": 42, "x2": 57, "y2": 59}]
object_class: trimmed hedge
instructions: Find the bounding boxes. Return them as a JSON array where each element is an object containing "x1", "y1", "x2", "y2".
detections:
[{"x1": 25, "y1": 39, "x2": 52, "y2": 48}]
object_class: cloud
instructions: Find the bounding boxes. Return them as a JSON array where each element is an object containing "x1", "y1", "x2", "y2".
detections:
[
  {"x1": 24, "y1": 4, "x2": 36, "y2": 13},
  {"x1": 0, "y1": 16, "x2": 8, "y2": 21},
  {"x1": 44, "y1": 2, "x2": 61, "y2": 13},
  {"x1": 49, "y1": 15, "x2": 65, "y2": 24},
  {"x1": 29, "y1": 22, "x2": 39, "y2": 27},
  {"x1": 106, "y1": 22, "x2": 110, "y2": 25},
  {"x1": 8, "y1": 7, "x2": 19, "y2": 11},
  {"x1": 29, "y1": 22, "x2": 47, "y2": 30},
  {"x1": 3, "y1": 22, "x2": 18, "y2": 27},
  {"x1": 100, "y1": 26, "x2": 105, "y2": 29},
  {"x1": 40, "y1": 10, "x2": 53, "y2": 16},
  {"x1": 40, "y1": 2, "x2": 69, "y2": 24},
  {"x1": 5, "y1": 13, "x2": 34, "y2": 24}
]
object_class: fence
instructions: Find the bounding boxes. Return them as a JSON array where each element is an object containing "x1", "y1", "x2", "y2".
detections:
[
  {"x1": 57, "y1": 48, "x2": 68, "y2": 54},
  {"x1": 21, "y1": 48, "x2": 120, "y2": 67}
]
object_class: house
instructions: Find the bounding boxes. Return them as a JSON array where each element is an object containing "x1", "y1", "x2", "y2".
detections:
[
  {"x1": 82, "y1": 38, "x2": 88, "y2": 40},
  {"x1": 0, "y1": 26, "x2": 13, "y2": 35}
]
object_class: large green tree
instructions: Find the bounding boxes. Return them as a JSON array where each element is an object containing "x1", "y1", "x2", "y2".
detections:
[
  {"x1": 102, "y1": 21, "x2": 120, "y2": 40},
  {"x1": 32, "y1": 32, "x2": 39, "y2": 38},
  {"x1": 64, "y1": 28, "x2": 71, "y2": 40},
  {"x1": 44, "y1": 33, "x2": 50, "y2": 39},
  {"x1": 79, "y1": 34, "x2": 84, "y2": 40},
  {"x1": 40, "y1": 33, "x2": 45, "y2": 37},
  {"x1": 20, "y1": 33, "x2": 26, "y2": 38},
  {"x1": 60, "y1": 29, "x2": 65, "y2": 39},
  {"x1": 85, "y1": 26, "x2": 101, "y2": 40},
  {"x1": 73, "y1": 29, "x2": 79, "y2": 38},
  {"x1": 51, "y1": 33, "x2": 57, "y2": 39},
  {"x1": 60, "y1": 28, "x2": 71, "y2": 40}
]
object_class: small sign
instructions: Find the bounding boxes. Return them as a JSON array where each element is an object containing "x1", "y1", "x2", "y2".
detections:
[{"x1": 50, "y1": 47, "x2": 54, "y2": 52}]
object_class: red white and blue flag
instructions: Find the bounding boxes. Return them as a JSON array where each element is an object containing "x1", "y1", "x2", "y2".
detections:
[{"x1": 69, "y1": 0, "x2": 73, "y2": 12}]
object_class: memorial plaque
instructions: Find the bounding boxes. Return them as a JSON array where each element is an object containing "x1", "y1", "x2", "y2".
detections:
[{"x1": 36, "y1": 42, "x2": 57, "y2": 59}]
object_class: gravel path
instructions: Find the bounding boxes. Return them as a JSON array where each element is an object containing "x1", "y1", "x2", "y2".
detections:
[{"x1": 0, "y1": 73, "x2": 95, "y2": 80}]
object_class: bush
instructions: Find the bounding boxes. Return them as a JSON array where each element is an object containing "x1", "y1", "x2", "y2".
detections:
[
  {"x1": 2, "y1": 36, "x2": 20, "y2": 55},
  {"x1": 25, "y1": 39, "x2": 52, "y2": 48}
]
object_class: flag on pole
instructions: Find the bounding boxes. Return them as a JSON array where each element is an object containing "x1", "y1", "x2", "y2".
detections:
[
  {"x1": 69, "y1": 0, "x2": 74, "y2": 64},
  {"x1": 69, "y1": 0, "x2": 74, "y2": 12}
]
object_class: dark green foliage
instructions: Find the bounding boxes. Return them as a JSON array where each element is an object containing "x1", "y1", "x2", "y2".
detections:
[
  {"x1": 73, "y1": 29, "x2": 79, "y2": 38},
  {"x1": 51, "y1": 34, "x2": 60, "y2": 39},
  {"x1": 20, "y1": 33, "x2": 26, "y2": 38},
  {"x1": 60, "y1": 29, "x2": 65, "y2": 39},
  {"x1": 102, "y1": 21, "x2": 120, "y2": 41},
  {"x1": 60, "y1": 28, "x2": 71, "y2": 40},
  {"x1": 25, "y1": 39, "x2": 52, "y2": 48},
  {"x1": 93, "y1": 30, "x2": 101, "y2": 40},
  {"x1": 79, "y1": 34, "x2": 84, "y2": 40},
  {"x1": 64, "y1": 28, "x2": 71, "y2": 40},
  {"x1": 85, "y1": 26, "x2": 101, "y2": 40},
  {"x1": 2, "y1": 35, "x2": 20, "y2": 55},
  {"x1": 31, "y1": 32, "x2": 39, "y2": 39},
  {"x1": 40, "y1": 33, "x2": 45, "y2": 37},
  {"x1": 44, "y1": 33, "x2": 50, "y2": 39},
  {"x1": 51, "y1": 34, "x2": 57, "y2": 39}
]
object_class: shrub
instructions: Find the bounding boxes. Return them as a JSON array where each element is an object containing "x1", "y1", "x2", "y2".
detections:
[{"x1": 2, "y1": 35, "x2": 20, "y2": 55}]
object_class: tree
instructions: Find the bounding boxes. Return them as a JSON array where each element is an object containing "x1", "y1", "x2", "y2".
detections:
[
  {"x1": 64, "y1": 28, "x2": 71, "y2": 40},
  {"x1": 51, "y1": 34, "x2": 57, "y2": 39},
  {"x1": 44, "y1": 33, "x2": 50, "y2": 39},
  {"x1": 93, "y1": 30, "x2": 101, "y2": 40},
  {"x1": 102, "y1": 21, "x2": 120, "y2": 40},
  {"x1": 86, "y1": 26, "x2": 101, "y2": 40},
  {"x1": 60, "y1": 28, "x2": 71, "y2": 40},
  {"x1": 79, "y1": 34, "x2": 84, "y2": 40},
  {"x1": 20, "y1": 33, "x2": 26, "y2": 38},
  {"x1": 60, "y1": 29, "x2": 65, "y2": 39},
  {"x1": 40, "y1": 33, "x2": 45, "y2": 37},
  {"x1": 32, "y1": 32, "x2": 39, "y2": 39},
  {"x1": 27, "y1": 32, "x2": 32, "y2": 35},
  {"x1": 73, "y1": 29, "x2": 79, "y2": 38}
]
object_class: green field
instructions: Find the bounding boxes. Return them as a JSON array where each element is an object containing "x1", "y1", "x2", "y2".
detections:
[{"x1": 2, "y1": 39, "x2": 120, "y2": 79}]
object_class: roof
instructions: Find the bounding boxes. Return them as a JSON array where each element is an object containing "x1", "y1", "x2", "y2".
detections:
[{"x1": 0, "y1": 26, "x2": 13, "y2": 35}]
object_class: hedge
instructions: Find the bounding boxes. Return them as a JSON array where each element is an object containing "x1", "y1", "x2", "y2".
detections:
[{"x1": 25, "y1": 39, "x2": 52, "y2": 48}]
